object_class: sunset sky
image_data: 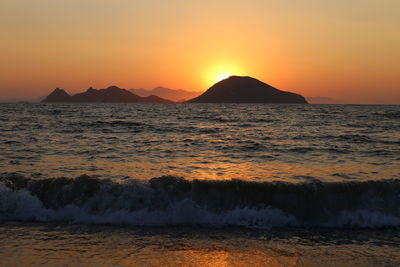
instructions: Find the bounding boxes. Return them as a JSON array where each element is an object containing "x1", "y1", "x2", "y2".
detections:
[{"x1": 1, "y1": 0, "x2": 399, "y2": 103}]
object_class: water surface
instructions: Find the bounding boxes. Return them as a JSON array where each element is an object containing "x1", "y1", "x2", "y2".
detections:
[
  {"x1": 1, "y1": 103, "x2": 399, "y2": 266},
  {"x1": 1, "y1": 103, "x2": 399, "y2": 182}
]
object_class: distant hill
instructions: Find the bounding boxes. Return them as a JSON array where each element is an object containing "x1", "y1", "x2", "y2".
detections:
[
  {"x1": 130, "y1": 87, "x2": 201, "y2": 102},
  {"x1": 42, "y1": 88, "x2": 71, "y2": 102},
  {"x1": 306, "y1": 96, "x2": 344, "y2": 104},
  {"x1": 42, "y1": 86, "x2": 171, "y2": 103},
  {"x1": 0, "y1": 97, "x2": 43, "y2": 103},
  {"x1": 187, "y1": 76, "x2": 307, "y2": 103}
]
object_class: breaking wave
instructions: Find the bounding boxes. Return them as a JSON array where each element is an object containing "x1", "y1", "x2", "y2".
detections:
[{"x1": 1, "y1": 174, "x2": 400, "y2": 228}]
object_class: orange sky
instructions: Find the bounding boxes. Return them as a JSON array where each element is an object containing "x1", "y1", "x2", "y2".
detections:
[{"x1": 1, "y1": 0, "x2": 399, "y2": 103}]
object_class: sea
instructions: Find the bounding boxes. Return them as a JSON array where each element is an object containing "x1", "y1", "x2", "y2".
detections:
[{"x1": 0, "y1": 103, "x2": 399, "y2": 266}]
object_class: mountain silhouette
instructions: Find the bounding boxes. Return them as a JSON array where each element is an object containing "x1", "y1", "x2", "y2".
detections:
[
  {"x1": 187, "y1": 76, "x2": 308, "y2": 103},
  {"x1": 41, "y1": 88, "x2": 71, "y2": 102},
  {"x1": 130, "y1": 87, "x2": 201, "y2": 102},
  {"x1": 306, "y1": 96, "x2": 343, "y2": 104},
  {"x1": 42, "y1": 86, "x2": 171, "y2": 103}
]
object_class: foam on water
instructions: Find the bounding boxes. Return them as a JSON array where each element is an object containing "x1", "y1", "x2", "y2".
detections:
[{"x1": 1, "y1": 174, "x2": 400, "y2": 228}]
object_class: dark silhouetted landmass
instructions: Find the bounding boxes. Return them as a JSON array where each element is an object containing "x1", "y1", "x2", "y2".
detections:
[
  {"x1": 130, "y1": 87, "x2": 201, "y2": 102},
  {"x1": 41, "y1": 88, "x2": 71, "y2": 102},
  {"x1": 42, "y1": 86, "x2": 171, "y2": 103},
  {"x1": 306, "y1": 96, "x2": 344, "y2": 104},
  {"x1": 187, "y1": 76, "x2": 308, "y2": 104}
]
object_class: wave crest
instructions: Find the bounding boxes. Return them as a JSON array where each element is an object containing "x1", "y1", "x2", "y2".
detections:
[{"x1": 1, "y1": 174, "x2": 400, "y2": 228}]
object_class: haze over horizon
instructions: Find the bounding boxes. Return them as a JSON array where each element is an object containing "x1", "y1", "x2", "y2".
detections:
[{"x1": 1, "y1": 0, "x2": 399, "y2": 104}]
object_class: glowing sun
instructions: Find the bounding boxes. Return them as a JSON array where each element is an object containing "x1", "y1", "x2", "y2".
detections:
[
  {"x1": 206, "y1": 64, "x2": 243, "y2": 86},
  {"x1": 215, "y1": 72, "x2": 232, "y2": 83}
]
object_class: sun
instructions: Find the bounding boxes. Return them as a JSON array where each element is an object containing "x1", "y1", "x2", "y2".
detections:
[
  {"x1": 215, "y1": 72, "x2": 232, "y2": 83},
  {"x1": 206, "y1": 64, "x2": 243, "y2": 87}
]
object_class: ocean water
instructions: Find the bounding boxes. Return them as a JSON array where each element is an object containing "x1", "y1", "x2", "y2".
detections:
[{"x1": 1, "y1": 103, "x2": 400, "y2": 266}]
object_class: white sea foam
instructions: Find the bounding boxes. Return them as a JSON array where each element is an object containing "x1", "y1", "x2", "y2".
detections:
[
  {"x1": 329, "y1": 209, "x2": 400, "y2": 228},
  {"x1": 2, "y1": 182, "x2": 400, "y2": 228}
]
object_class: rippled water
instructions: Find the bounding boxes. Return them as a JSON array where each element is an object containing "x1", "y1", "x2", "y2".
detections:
[
  {"x1": 1, "y1": 223, "x2": 400, "y2": 267},
  {"x1": 1, "y1": 103, "x2": 399, "y2": 181},
  {"x1": 1, "y1": 103, "x2": 399, "y2": 266}
]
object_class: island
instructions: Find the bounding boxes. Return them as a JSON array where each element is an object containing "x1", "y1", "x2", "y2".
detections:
[
  {"x1": 42, "y1": 86, "x2": 172, "y2": 103},
  {"x1": 187, "y1": 76, "x2": 308, "y2": 103}
]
